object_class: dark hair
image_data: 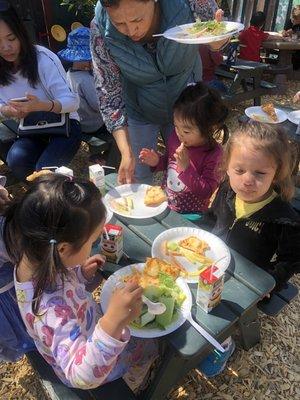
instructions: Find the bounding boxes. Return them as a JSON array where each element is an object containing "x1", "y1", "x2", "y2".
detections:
[
  {"x1": 223, "y1": 122, "x2": 295, "y2": 201},
  {"x1": 173, "y1": 82, "x2": 228, "y2": 148},
  {"x1": 4, "y1": 174, "x2": 106, "y2": 314},
  {"x1": 100, "y1": 0, "x2": 151, "y2": 7},
  {"x1": 250, "y1": 11, "x2": 266, "y2": 28},
  {"x1": 0, "y1": 1, "x2": 38, "y2": 86}
]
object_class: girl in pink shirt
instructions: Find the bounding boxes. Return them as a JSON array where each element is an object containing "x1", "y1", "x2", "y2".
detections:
[
  {"x1": 4, "y1": 174, "x2": 156, "y2": 392},
  {"x1": 139, "y1": 82, "x2": 228, "y2": 214}
]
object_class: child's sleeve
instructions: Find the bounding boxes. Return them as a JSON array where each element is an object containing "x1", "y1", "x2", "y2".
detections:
[
  {"x1": 270, "y1": 224, "x2": 300, "y2": 291},
  {"x1": 178, "y1": 146, "x2": 222, "y2": 199},
  {"x1": 34, "y1": 304, "x2": 130, "y2": 389},
  {"x1": 75, "y1": 266, "x2": 103, "y2": 292}
]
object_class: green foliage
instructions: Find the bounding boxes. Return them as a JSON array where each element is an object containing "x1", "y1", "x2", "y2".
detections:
[{"x1": 60, "y1": 0, "x2": 97, "y2": 17}]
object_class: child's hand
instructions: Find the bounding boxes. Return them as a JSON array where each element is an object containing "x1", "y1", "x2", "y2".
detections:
[
  {"x1": 82, "y1": 254, "x2": 106, "y2": 281},
  {"x1": 174, "y1": 143, "x2": 190, "y2": 171},
  {"x1": 215, "y1": 9, "x2": 224, "y2": 22},
  {"x1": 293, "y1": 91, "x2": 300, "y2": 103},
  {"x1": 100, "y1": 282, "x2": 143, "y2": 339},
  {"x1": 139, "y1": 148, "x2": 159, "y2": 167},
  {"x1": 0, "y1": 186, "x2": 11, "y2": 212}
]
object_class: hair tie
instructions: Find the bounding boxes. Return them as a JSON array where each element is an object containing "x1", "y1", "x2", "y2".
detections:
[{"x1": 49, "y1": 239, "x2": 57, "y2": 245}]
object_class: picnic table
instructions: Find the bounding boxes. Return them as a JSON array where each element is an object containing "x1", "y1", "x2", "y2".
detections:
[
  {"x1": 103, "y1": 173, "x2": 275, "y2": 400},
  {"x1": 262, "y1": 39, "x2": 300, "y2": 68}
]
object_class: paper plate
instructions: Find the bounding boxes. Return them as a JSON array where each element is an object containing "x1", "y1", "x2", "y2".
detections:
[
  {"x1": 245, "y1": 106, "x2": 287, "y2": 124},
  {"x1": 158, "y1": 21, "x2": 244, "y2": 44},
  {"x1": 152, "y1": 227, "x2": 231, "y2": 284},
  {"x1": 100, "y1": 263, "x2": 192, "y2": 338},
  {"x1": 104, "y1": 184, "x2": 168, "y2": 219},
  {"x1": 288, "y1": 110, "x2": 300, "y2": 125},
  {"x1": 51, "y1": 25, "x2": 67, "y2": 42}
]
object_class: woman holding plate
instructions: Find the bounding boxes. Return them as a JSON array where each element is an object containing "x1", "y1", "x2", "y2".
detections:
[{"x1": 91, "y1": 0, "x2": 226, "y2": 184}]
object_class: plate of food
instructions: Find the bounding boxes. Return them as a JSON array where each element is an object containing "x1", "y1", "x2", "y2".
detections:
[
  {"x1": 288, "y1": 110, "x2": 300, "y2": 125},
  {"x1": 104, "y1": 184, "x2": 168, "y2": 219},
  {"x1": 104, "y1": 204, "x2": 113, "y2": 224},
  {"x1": 152, "y1": 227, "x2": 231, "y2": 283},
  {"x1": 100, "y1": 260, "x2": 192, "y2": 338},
  {"x1": 155, "y1": 20, "x2": 244, "y2": 44},
  {"x1": 245, "y1": 104, "x2": 287, "y2": 124}
]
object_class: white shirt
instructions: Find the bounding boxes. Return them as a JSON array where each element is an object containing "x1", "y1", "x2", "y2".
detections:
[{"x1": 0, "y1": 45, "x2": 79, "y2": 120}]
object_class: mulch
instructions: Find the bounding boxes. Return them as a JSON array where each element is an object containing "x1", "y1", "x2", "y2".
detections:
[{"x1": 0, "y1": 81, "x2": 299, "y2": 400}]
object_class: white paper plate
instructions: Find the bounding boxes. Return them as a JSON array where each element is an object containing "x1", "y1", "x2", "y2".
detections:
[
  {"x1": 100, "y1": 263, "x2": 192, "y2": 338},
  {"x1": 152, "y1": 227, "x2": 231, "y2": 284},
  {"x1": 158, "y1": 21, "x2": 244, "y2": 44},
  {"x1": 288, "y1": 110, "x2": 300, "y2": 125},
  {"x1": 104, "y1": 184, "x2": 168, "y2": 219},
  {"x1": 245, "y1": 106, "x2": 287, "y2": 124}
]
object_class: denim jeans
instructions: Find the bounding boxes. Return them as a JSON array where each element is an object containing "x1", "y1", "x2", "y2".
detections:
[
  {"x1": 128, "y1": 117, "x2": 173, "y2": 183},
  {"x1": 6, "y1": 119, "x2": 82, "y2": 180}
]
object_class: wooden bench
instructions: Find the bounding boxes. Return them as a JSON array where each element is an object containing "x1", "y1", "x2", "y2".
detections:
[
  {"x1": 27, "y1": 351, "x2": 136, "y2": 400},
  {"x1": 216, "y1": 61, "x2": 277, "y2": 106},
  {"x1": 258, "y1": 282, "x2": 299, "y2": 317}
]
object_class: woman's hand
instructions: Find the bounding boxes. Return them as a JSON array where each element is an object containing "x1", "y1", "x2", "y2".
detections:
[
  {"x1": 113, "y1": 127, "x2": 136, "y2": 184},
  {"x1": 81, "y1": 254, "x2": 106, "y2": 281},
  {"x1": 139, "y1": 148, "x2": 159, "y2": 167},
  {"x1": 8, "y1": 94, "x2": 44, "y2": 114},
  {"x1": 0, "y1": 105, "x2": 28, "y2": 119},
  {"x1": 215, "y1": 9, "x2": 224, "y2": 22},
  {"x1": 100, "y1": 282, "x2": 143, "y2": 339},
  {"x1": 118, "y1": 152, "x2": 136, "y2": 184},
  {"x1": 293, "y1": 91, "x2": 300, "y2": 103},
  {"x1": 174, "y1": 143, "x2": 190, "y2": 171}
]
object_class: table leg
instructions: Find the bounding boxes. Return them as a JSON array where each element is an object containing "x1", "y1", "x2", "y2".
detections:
[
  {"x1": 141, "y1": 346, "x2": 189, "y2": 400},
  {"x1": 238, "y1": 305, "x2": 261, "y2": 351}
]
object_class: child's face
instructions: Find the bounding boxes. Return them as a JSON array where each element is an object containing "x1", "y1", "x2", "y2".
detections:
[
  {"x1": 227, "y1": 138, "x2": 277, "y2": 203},
  {"x1": 58, "y1": 220, "x2": 105, "y2": 268},
  {"x1": 174, "y1": 115, "x2": 205, "y2": 147}
]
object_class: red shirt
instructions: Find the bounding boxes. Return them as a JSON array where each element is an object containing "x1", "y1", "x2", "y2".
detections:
[
  {"x1": 199, "y1": 45, "x2": 223, "y2": 82},
  {"x1": 239, "y1": 26, "x2": 269, "y2": 62}
]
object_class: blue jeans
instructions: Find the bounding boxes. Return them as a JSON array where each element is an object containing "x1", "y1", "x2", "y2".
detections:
[
  {"x1": 7, "y1": 119, "x2": 82, "y2": 180},
  {"x1": 128, "y1": 117, "x2": 173, "y2": 183}
]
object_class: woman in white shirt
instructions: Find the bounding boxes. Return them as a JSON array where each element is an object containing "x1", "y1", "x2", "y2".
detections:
[{"x1": 0, "y1": 2, "x2": 82, "y2": 180}]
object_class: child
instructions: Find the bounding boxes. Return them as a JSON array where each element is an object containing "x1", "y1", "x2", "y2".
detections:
[
  {"x1": 0, "y1": 175, "x2": 36, "y2": 361},
  {"x1": 202, "y1": 122, "x2": 300, "y2": 292},
  {"x1": 198, "y1": 122, "x2": 300, "y2": 378},
  {"x1": 283, "y1": 5, "x2": 300, "y2": 70},
  {"x1": 58, "y1": 28, "x2": 113, "y2": 163},
  {"x1": 4, "y1": 174, "x2": 157, "y2": 391},
  {"x1": 198, "y1": 45, "x2": 227, "y2": 93},
  {"x1": 139, "y1": 83, "x2": 228, "y2": 215},
  {"x1": 239, "y1": 11, "x2": 280, "y2": 62}
]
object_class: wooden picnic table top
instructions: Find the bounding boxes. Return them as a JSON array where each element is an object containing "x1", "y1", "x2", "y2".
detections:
[
  {"x1": 103, "y1": 173, "x2": 275, "y2": 400},
  {"x1": 262, "y1": 39, "x2": 300, "y2": 51}
]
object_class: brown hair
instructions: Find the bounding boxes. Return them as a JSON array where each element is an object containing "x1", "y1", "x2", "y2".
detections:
[
  {"x1": 4, "y1": 174, "x2": 106, "y2": 314},
  {"x1": 291, "y1": 5, "x2": 300, "y2": 19},
  {"x1": 173, "y1": 82, "x2": 228, "y2": 149},
  {"x1": 222, "y1": 122, "x2": 295, "y2": 201}
]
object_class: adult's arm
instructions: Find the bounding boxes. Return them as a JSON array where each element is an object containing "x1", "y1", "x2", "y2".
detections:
[{"x1": 90, "y1": 19, "x2": 135, "y2": 183}]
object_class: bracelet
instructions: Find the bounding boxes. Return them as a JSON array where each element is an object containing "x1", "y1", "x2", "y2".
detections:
[{"x1": 48, "y1": 100, "x2": 55, "y2": 112}]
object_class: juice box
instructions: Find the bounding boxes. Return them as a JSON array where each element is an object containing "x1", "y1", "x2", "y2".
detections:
[
  {"x1": 100, "y1": 224, "x2": 123, "y2": 263},
  {"x1": 196, "y1": 266, "x2": 224, "y2": 313},
  {"x1": 55, "y1": 166, "x2": 73, "y2": 178},
  {"x1": 89, "y1": 164, "x2": 105, "y2": 196}
]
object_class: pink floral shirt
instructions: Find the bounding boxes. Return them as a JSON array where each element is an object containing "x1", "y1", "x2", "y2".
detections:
[
  {"x1": 14, "y1": 266, "x2": 156, "y2": 391},
  {"x1": 155, "y1": 131, "x2": 222, "y2": 213}
]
